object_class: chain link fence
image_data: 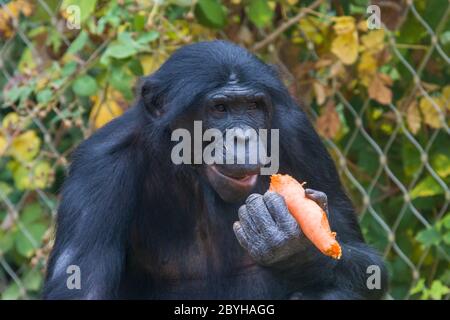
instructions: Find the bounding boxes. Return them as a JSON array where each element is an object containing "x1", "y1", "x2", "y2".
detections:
[{"x1": 0, "y1": 0, "x2": 448, "y2": 299}]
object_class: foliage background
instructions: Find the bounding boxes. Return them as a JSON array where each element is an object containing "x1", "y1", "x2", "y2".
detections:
[{"x1": 0, "y1": 0, "x2": 449, "y2": 299}]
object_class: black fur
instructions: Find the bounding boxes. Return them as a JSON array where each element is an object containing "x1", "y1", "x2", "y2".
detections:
[{"x1": 43, "y1": 41, "x2": 387, "y2": 299}]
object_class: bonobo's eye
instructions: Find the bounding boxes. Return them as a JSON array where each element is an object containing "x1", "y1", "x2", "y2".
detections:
[{"x1": 213, "y1": 104, "x2": 227, "y2": 113}]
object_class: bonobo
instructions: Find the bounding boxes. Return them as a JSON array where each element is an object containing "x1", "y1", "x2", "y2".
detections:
[{"x1": 43, "y1": 40, "x2": 387, "y2": 299}]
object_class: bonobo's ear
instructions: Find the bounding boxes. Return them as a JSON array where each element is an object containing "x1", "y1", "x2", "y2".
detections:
[{"x1": 140, "y1": 77, "x2": 164, "y2": 118}]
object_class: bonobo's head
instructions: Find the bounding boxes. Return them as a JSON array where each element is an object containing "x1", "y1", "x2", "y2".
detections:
[
  {"x1": 140, "y1": 41, "x2": 286, "y2": 203},
  {"x1": 199, "y1": 74, "x2": 273, "y2": 202}
]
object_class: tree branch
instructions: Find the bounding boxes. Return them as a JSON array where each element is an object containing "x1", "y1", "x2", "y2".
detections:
[{"x1": 252, "y1": 0, "x2": 325, "y2": 52}]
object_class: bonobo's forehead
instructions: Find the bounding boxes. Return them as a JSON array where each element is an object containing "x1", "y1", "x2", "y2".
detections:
[{"x1": 204, "y1": 72, "x2": 270, "y2": 104}]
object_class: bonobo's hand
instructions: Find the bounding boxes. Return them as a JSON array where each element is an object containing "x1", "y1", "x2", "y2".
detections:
[{"x1": 233, "y1": 189, "x2": 329, "y2": 266}]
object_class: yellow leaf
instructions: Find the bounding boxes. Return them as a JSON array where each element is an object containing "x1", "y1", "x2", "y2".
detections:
[
  {"x1": 331, "y1": 17, "x2": 359, "y2": 65},
  {"x1": 10, "y1": 130, "x2": 41, "y2": 162},
  {"x1": 357, "y1": 20, "x2": 369, "y2": 32},
  {"x1": 18, "y1": 48, "x2": 37, "y2": 73},
  {"x1": 442, "y1": 85, "x2": 450, "y2": 110},
  {"x1": 406, "y1": 100, "x2": 421, "y2": 134},
  {"x1": 12, "y1": 161, "x2": 53, "y2": 190},
  {"x1": 371, "y1": 108, "x2": 383, "y2": 120},
  {"x1": 331, "y1": 31, "x2": 359, "y2": 65},
  {"x1": 0, "y1": 0, "x2": 33, "y2": 39},
  {"x1": 36, "y1": 77, "x2": 50, "y2": 91},
  {"x1": 0, "y1": 134, "x2": 7, "y2": 156},
  {"x1": 380, "y1": 122, "x2": 393, "y2": 134},
  {"x1": 368, "y1": 73, "x2": 392, "y2": 105},
  {"x1": 18, "y1": 0, "x2": 33, "y2": 16},
  {"x1": 13, "y1": 165, "x2": 32, "y2": 190},
  {"x1": 2, "y1": 112, "x2": 20, "y2": 130},
  {"x1": 90, "y1": 90, "x2": 125, "y2": 129},
  {"x1": 298, "y1": 17, "x2": 327, "y2": 44},
  {"x1": 140, "y1": 53, "x2": 167, "y2": 75},
  {"x1": 32, "y1": 161, "x2": 54, "y2": 189},
  {"x1": 361, "y1": 29, "x2": 385, "y2": 53},
  {"x1": 419, "y1": 96, "x2": 446, "y2": 129},
  {"x1": 358, "y1": 51, "x2": 377, "y2": 86},
  {"x1": 332, "y1": 16, "x2": 356, "y2": 35}
]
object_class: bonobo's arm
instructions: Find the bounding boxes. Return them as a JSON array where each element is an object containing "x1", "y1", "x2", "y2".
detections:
[
  {"x1": 43, "y1": 111, "x2": 143, "y2": 299},
  {"x1": 233, "y1": 191, "x2": 388, "y2": 300}
]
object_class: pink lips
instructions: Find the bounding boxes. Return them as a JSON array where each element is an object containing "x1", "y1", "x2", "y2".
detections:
[{"x1": 210, "y1": 165, "x2": 258, "y2": 189}]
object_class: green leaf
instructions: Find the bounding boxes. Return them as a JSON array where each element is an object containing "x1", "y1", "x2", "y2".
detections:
[
  {"x1": 0, "y1": 230, "x2": 14, "y2": 253},
  {"x1": 443, "y1": 231, "x2": 450, "y2": 245},
  {"x1": 410, "y1": 278, "x2": 425, "y2": 295},
  {"x1": 133, "y1": 14, "x2": 146, "y2": 31},
  {"x1": 5, "y1": 85, "x2": 33, "y2": 104},
  {"x1": 37, "y1": 89, "x2": 53, "y2": 104},
  {"x1": 0, "y1": 182, "x2": 13, "y2": 197},
  {"x1": 194, "y1": 0, "x2": 227, "y2": 29},
  {"x1": 441, "y1": 270, "x2": 450, "y2": 285},
  {"x1": 429, "y1": 280, "x2": 450, "y2": 300},
  {"x1": 431, "y1": 152, "x2": 450, "y2": 178},
  {"x1": 104, "y1": 43, "x2": 138, "y2": 60},
  {"x1": 110, "y1": 68, "x2": 134, "y2": 100},
  {"x1": 61, "y1": 0, "x2": 97, "y2": 23},
  {"x1": 128, "y1": 59, "x2": 144, "y2": 76},
  {"x1": 410, "y1": 176, "x2": 444, "y2": 199},
  {"x1": 169, "y1": 0, "x2": 194, "y2": 6},
  {"x1": 15, "y1": 224, "x2": 47, "y2": 258},
  {"x1": 402, "y1": 141, "x2": 421, "y2": 177},
  {"x1": 101, "y1": 33, "x2": 141, "y2": 64},
  {"x1": 67, "y1": 31, "x2": 89, "y2": 54},
  {"x1": 2, "y1": 283, "x2": 21, "y2": 300},
  {"x1": 23, "y1": 269, "x2": 43, "y2": 291},
  {"x1": 423, "y1": 0, "x2": 448, "y2": 30},
  {"x1": 30, "y1": 0, "x2": 59, "y2": 23},
  {"x1": 21, "y1": 203, "x2": 43, "y2": 225},
  {"x1": 62, "y1": 61, "x2": 78, "y2": 77},
  {"x1": 137, "y1": 31, "x2": 160, "y2": 45},
  {"x1": 247, "y1": 0, "x2": 273, "y2": 28},
  {"x1": 442, "y1": 214, "x2": 450, "y2": 229},
  {"x1": 15, "y1": 232, "x2": 35, "y2": 258},
  {"x1": 397, "y1": 10, "x2": 427, "y2": 44},
  {"x1": 4, "y1": 86, "x2": 22, "y2": 103},
  {"x1": 72, "y1": 75, "x2": 98, "y2": 96},
  {"x1": 357, "y1": 147, "x2": 378, "y2": 175},
  {"x1": 440, "y1": 31, "x2": 450, "y2": 45},
  {"x1": 416, "y1": 226, "x2": 441, "y2": 247}
]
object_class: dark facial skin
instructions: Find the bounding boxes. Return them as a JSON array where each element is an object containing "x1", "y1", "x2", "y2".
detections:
[{"x1": 201, "y1": 84, "x2": 272, "y2": 203}]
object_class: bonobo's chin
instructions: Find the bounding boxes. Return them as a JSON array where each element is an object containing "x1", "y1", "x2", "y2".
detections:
[{"x1": 205, "y1": 165, "x2": 258, "y2": 203}]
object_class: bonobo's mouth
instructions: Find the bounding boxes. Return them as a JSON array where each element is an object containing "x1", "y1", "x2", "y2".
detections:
[
  {"x1": 210, "y1": 165, "x2": 258, "y2": 188},
  {"x1": 205, "y1": 165, "x2": 259, "y2": 203}
]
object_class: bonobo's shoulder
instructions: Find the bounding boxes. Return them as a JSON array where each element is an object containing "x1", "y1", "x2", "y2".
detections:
[{"x1": 73, "y1": 106, "x2": 142, "y2": 161}]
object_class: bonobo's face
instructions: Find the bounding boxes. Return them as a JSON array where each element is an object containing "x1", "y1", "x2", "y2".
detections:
[{"x1": 199, "y1": 78, "x2": 273, "y2": 203}]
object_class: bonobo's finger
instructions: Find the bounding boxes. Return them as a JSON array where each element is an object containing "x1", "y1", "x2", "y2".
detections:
[
  {"x1": 238, "y1": 204, "x2": 261, "y2": 237},
  {"x1": 233, "y1": 221, "x2": 250, "y2": 250},
  {"x1": 305, "y1": 188, "x2": 328, "y2": 216},
  {"x1": 245, "y1": 193, "x2": 278, "y2": 239},
  {"x1": 263, "y1": 191, "x2": 300, "y2": 237}
]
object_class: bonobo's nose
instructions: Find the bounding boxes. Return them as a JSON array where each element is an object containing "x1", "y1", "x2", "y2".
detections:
[
  {"x1": 220, "y1": 126, "x2": 265, "y2": 169},
  {"x1": 234, "y1": 128, "x2": 251, "y2": 143}
]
